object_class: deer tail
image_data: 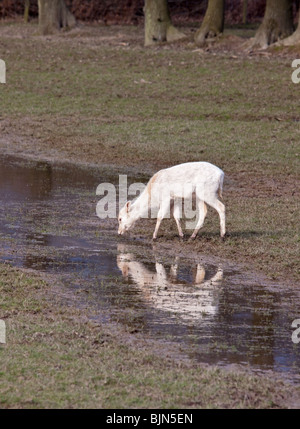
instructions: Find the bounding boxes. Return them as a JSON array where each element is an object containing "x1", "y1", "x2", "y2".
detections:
[{"x1": 218, "y1": 173, "x2": 224, "y2": 200}]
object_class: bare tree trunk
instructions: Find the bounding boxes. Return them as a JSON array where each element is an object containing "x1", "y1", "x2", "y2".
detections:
[
  {"x1": 242, "y1": 0, "x2": 248, "y2": 25},
  {"x1": 38, "y1": 0, "x2": 76, "y2": 35},
  {"x1": 144, "y1": 0, "x2": 185, "y2": 46},
  {"x1": 252, "y1": 0, "x2": 293, "y2": 48},
  {"x1": 24, "y1": 0, "x2": 30, "y2": 23},
  {"x1": 194, "y1": 0, "x2": 225, "y2": 46},
  {"x1": 279, "y1": 9, "x2": 300, "y2": 45}
]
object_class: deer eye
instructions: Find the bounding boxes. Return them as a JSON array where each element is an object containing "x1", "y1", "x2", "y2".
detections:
[{"x1": 119, "y1": 217, "x2": 122, "y2": 222}]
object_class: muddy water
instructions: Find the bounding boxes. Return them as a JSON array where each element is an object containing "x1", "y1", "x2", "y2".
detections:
[{"x1": 0, "y1": 155, "x2": 300, "y2": 383}]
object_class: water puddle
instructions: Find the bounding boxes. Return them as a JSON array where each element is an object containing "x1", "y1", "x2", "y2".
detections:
[{"x1": 0, "y1": 155, "x2": 300, "y2": 383}]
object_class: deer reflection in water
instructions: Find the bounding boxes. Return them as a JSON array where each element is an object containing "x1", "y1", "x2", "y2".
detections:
[{"x1": 117, "y1": 245, "x2": 223, "y2": 322}]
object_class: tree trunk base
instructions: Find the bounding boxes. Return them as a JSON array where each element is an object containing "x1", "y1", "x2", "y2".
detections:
[
  {"x1": 250, "y1": 26, "x2": 293, "y2": 50},
  {"x1": 250, "y1": 0, "x2": 294, "y2": 49},
  {"x1": 166, "y1": 25, "x2": 186, "y2": 43},
  {"x1": 277, "y1": 30, "x2": 300, "y2": 46},
  {"x1": 194, "y1": 0, "x2": 224, "y2": 47},
  {"x1": 194, "y1": 26, "x2": 222, "y2": 46},
  {"x1": 38, "y1": 0, "x2": 76, "y2": 35},
  {"x1": 145, "y1": 23, "x2": 185, "y2": 46},
  {"x1": 144, "y1": 0, "x2": 185, "y2": 46}
]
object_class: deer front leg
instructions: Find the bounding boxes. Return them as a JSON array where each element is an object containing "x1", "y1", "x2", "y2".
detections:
[
  {"x1": 190, "y1": 201, "x2": 207, "y2": 240},
  {"x1": 152, "y1": 202, "x2": 170, "y2": 240},
  {"x1": 153, "y1": 216, "x2": 162, "y2": 240}
]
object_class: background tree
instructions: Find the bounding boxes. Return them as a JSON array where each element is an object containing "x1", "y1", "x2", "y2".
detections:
[
  {"x1": 252, "y1": 0, "x2": 293, "y2": 48},
  {"x1": 24, "y1": 0, "x2": 30, "y2": 23},
  {"x1": 194, "y1": 0, "x2": 225, "y2": 46},
  {"x1": 242, "y1": 0, "x2": 248, "y2": 24},
  {"x1": 279, "y1": 6, "x2": 300, "y2": 45},
  {"x1": 38, "y1": 0, "x2": 76, "y2": 35},
  {"x1": 144, "y1": 0, "x2": 185, "y2": 46}
]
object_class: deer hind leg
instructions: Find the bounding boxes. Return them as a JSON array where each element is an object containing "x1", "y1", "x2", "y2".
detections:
[
  {"x1": 173, "y1": 199, "x2": 184, "y2": 238},
  {"x1": 206, "y1": 198, "x2": 226, "y2": 238},
  {"x1": 190, "y1": 200, "x2": 208, "y2": 240}
]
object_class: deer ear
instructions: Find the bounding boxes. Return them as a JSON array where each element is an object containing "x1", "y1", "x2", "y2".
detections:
[{"x1": 126, "y1": 201, "x2": 131, "y2": 213}]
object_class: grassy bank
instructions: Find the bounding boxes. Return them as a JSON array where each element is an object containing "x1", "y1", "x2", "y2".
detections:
[
  {"x1": 0, "y1": 22, "x2": 299, "y2": 284},
  {"x1": 0, "y1": 262, "x2": 299, "y2": 408}
]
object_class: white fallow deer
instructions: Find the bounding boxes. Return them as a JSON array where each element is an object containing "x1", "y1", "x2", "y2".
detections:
[{"x1": 118, "y1": 162, "x2": 225, "y2": 240}]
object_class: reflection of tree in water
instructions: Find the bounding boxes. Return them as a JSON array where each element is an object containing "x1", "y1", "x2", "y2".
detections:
[
  {"x1": 0, "y1": 158, "x2": 53, "y2": 268},
  {"x1": 0, "y1": 160, "x2": 53, "y2": 201}
]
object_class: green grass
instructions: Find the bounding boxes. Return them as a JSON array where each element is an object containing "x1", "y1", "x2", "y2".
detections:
[{"x1": 1, "y1": 24, "x2": 298, "y2": 174}]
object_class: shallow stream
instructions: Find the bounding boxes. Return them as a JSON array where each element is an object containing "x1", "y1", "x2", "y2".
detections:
[{"x1": 0, "y1": 155, "x2": 299, "y2": 383}]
